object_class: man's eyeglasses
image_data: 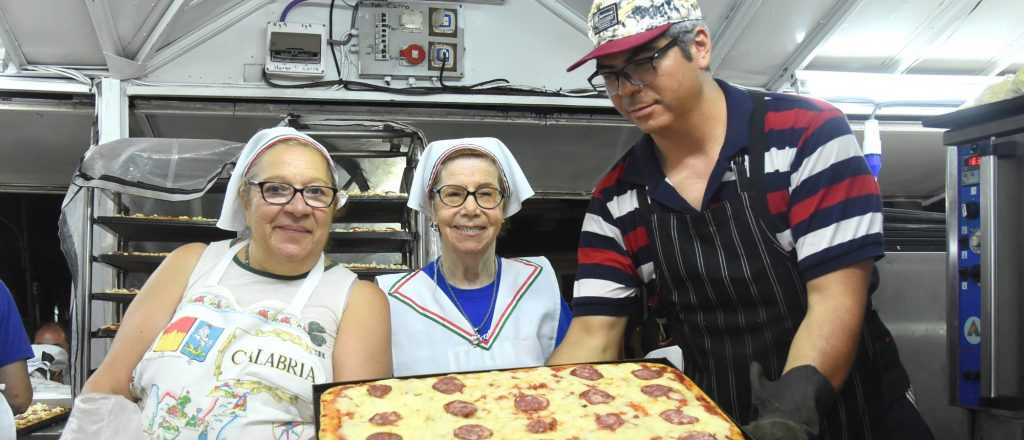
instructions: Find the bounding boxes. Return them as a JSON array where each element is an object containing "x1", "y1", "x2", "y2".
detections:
[
  {"x1": 248, "y1": 181, "x2": 338, "y2": 208},
  {"x1": 588, "y1": 39, "x2": 679, "y2": 96},
  {"x1": 434, "y1": 185, "x2": 504, "y2": 209}
]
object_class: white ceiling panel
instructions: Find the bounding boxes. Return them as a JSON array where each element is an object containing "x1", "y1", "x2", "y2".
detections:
[
  {"x1": 805, "y1": 0, "x2": 945, "y2": 72},
  {"x1": 112, "y1": 0, "x2": 175, "y2": 58},
  {"x1": 714, "y1": 0, "x2": 844, "y2": 87},
  {"x1": 0, "y1": 0, "x2": 105, "y2": 66},
  {"x1": 151, "y1": 0, "x2": 250, "y2": 53},
  {"x1": 908, "y1": 0, "x2": 1024, "y2": 75}
]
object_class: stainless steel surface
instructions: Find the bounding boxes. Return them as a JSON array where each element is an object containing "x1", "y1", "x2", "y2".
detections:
[
  {"x1": 304, "y1": 130, "x2": 415, "y2": 139},
  {"x1": 976, "y1": 410, "x2": 1024, "y2": 440},
  {"x1": 946, "y1": 146, "x2": 960, "y2": 405},
  {"x1": 74, "y1": 187, "x2": 94, "y2": 396},
  {"x1": 979, "y1": 138, "x2": 1024, "y2": 401},
  {"x1": 980, "y1": 154, "x2": 997, "y2": 399},
  {"x1": 873, "y1": 252, "x2": 970, "y2": 440}
]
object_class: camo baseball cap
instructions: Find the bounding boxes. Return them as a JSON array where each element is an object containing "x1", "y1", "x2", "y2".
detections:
[{"x1": 566, "y1": 0, "x2": 702, "y2": 72}]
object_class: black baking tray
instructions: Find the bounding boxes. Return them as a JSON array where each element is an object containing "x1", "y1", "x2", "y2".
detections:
[
  {"x1": 15, "y1": 409, "x2": 70, "y2": 436},
  {"x1": 96, "y1": 216, "x2": 413, "y2": 252},
  {"x1": 91, "y1": 292, "x2": 138, "y2": 303},
  {"x1": 337, "y1": 196, "x2": 409, "y2": 223},
  {"x1": 312, "y1": 358, "x2": 745, "y2": 439},
  {"x1": 95, "y1": 216, "x2": 229, "y2": 242}
]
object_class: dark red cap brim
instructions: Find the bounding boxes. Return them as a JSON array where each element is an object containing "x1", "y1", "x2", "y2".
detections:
[{"x1": 566, "y1": 23, "x2": 673, "y2": 72}]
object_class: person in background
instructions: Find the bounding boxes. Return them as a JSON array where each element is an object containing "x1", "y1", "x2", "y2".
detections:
[
  {"x1": 0, "y1": 279, "x2": 33, "y2": 415},
  {"x1": 33, "y1": 322, "x2": 69, "y2": 353},
  {"x1": 30, "y1": 322, "x2": 70, "y2": 383},
  {"x1": 377, "y1": 137, "x2": 572, "y2": 376},
  {"x1": 549, "y1": 1, "x2": 933, "y2": 439},
  {"x1": 65, "y1": 127, "x2": 391, "y2": 439}
]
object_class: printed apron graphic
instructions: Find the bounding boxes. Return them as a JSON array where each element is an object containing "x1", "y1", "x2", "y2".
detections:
[
  {"x1": 154, "y1": 317, "x2": 199, "y2": 352},
  {"x1": 213, "y1": 326, "x2": 324, "y2": 406},
  {"x1": 180, "y1": 321, "x2": 224, "y2": 362},
  {"x1": 145, "y1": 384, "x2": 248, "y2": 440},
  {"x1": 272, "y1": 421, "x2": 304, "y2": 440}
]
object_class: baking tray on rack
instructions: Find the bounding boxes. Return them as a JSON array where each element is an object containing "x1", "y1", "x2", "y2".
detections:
[
  {"x1": 96, "y1": 216, "x2": 414, "y2": 252},
  {"x1": 313, "y1": 358, "x2": 746, "y2": 439},
  {"x1": 95, "y1": 254, "x2": 164, "y2": 272},
  {"x1": 15, "y1": 408, "x2": 70, "y2": 437},
  {"x1": 91, "y1": 292, "x2": 138, "y2": 303},
  {"x1": 336, "y1": 196, "x2": 408, "y2": 223},
  {"x1": 95, "y1": 216, "x2": 230, "y2": 242},
  {"x1": 326, "y1": 230, "x2": 414, "y2": 253}
]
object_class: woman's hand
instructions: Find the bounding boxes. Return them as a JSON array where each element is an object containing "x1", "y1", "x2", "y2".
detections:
[{"x1": 332, "y1": 280, "x2": 393, "y2": 381}]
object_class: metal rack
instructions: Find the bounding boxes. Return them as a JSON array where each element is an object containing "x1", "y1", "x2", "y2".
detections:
[{"x1": 72, "y1": 120, "x2": 427, "y2": 393}]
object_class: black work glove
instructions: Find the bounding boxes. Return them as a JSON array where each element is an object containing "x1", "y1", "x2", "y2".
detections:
[{"x1": 742, "y1": 362, "x2": 837, "y2": 440}]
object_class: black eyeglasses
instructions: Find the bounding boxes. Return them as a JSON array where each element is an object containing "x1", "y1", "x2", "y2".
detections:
[
  {"x1": 248, "y1": 181, "x2": 338, "y2": 208},
  {"x1": 434, "y1": 185, "x2": 505, "y2": 209},
  {"x1": 587, "y1": 39, "x2": 679, "y2": 96}
]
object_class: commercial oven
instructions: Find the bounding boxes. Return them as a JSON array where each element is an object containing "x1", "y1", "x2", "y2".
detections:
[{"x1": 925, "y1": 95, "x2": 1024, "y2": 439}]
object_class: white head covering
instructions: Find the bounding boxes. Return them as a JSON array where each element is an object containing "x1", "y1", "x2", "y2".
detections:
[
  {"x1": 408, "y1": 137, "x2": 534, "y2": 218},
  {"x1": 217, "y1": 127, "x2": 348, "y2": 232}
]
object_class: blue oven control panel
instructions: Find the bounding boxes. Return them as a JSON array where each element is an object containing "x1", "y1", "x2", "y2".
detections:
[{"x1": 955, "y1": 142, "x2": 984, "y2": 408}]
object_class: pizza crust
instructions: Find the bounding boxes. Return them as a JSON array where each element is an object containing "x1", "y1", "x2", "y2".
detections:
[{"x1": 319, "y1": 362, "x2": 743, "y2": 440}]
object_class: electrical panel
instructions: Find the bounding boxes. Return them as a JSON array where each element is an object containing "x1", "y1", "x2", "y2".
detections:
[
  {"x1": 355, "y1": 1, "x2": 464, "y2": 80},
  {"x1": 954, "y1": 143, "x2": 983, "y2": 408},
  {"x1": 265, "y1": 22, "x2": 327, "y2": 78}
]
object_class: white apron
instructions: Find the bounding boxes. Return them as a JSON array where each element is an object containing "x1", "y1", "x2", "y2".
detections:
[
  {"x1": 377, "y1": 256, "x2": 561, "y2": 377},
  {"x1": 0, "y1": 389, "x2": 13, "y2": 440},
  {"x1": 132, "y1": 241, "x2": 327, "y2": 440}
]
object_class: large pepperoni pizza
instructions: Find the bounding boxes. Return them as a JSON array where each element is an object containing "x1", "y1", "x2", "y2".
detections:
[{"x1": 318, "y1": 361, "x2": 743, "y2": 440}]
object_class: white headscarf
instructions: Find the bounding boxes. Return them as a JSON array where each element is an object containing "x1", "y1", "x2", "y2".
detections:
[
  {"x1": 408, "y1": 137, "x2": 535, "y2": 218},
  {"x1": 217, "y1": 127, "x2": 348, "y2": 232}
]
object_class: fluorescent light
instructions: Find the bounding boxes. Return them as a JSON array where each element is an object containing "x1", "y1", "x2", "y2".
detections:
[{"x1": 796, "y1": 70, "x2": 1003, "y2": 106}]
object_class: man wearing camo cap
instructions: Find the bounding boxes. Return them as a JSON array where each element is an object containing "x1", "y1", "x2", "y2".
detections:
[{"x1": 550, "y1": 1, "x2": 933, "y2": 439}]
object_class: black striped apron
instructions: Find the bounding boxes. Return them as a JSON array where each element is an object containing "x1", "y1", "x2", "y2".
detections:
[{"x1": 638, "y1": 93, "x2": 917, "y2": 439}]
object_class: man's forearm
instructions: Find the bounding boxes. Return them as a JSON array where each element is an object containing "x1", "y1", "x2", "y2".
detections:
[
  {"x1": 784, "y1": 261, "x2": 872, "y2": 390},
  {"x1": 548, "y1": 316, "x2": 627, "y2": 365}
]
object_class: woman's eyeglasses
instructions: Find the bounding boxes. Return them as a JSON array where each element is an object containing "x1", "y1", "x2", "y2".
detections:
[
  {"x1": 248, "y1": 181, "x2": 338, "y2": 208},
  {"x1": 434, "y1": 185, "x2": 504, "y2": 209}
]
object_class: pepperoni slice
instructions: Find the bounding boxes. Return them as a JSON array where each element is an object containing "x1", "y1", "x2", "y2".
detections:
[
  {"x1": 641, "y1": 384, "x2": 673, "y2": 397},
  {"x1": 526, "y1": 417, "x2": 557, "y2": 434},
  {"x1": 432, "y1": 376, "x2": 465, "y2": 394},
  {"x1": 453, "y1": 424, "x2": 493, "y2": 440},
  {"x1": 579, "y1": 388, "x2": 615, "y2": 405},
  {"x1": 444, "y1": 400, "x2": 478, "y2": 418},
  {"x1": 640, "y1": 384, "x2": 685, "y2": 400},
  {"x1": 569, "y1": 364, "x2": 604, "y2": 381},
  {"x1": 659, "y1": 409, "x2": 698, "y2": 425},
  {"x1": 514, "y1": 394, "x2": 550, "y2": 412},
  {"x1": 367, "y1": 384, "x2": 392, "y2": 398},
  {"x1": 631, "y1": 367, "x2": 665, "y2": 380},
  {"x1": 366, "y1": 433, "x2": 402, "y2": 440},
  {"x1": 368, "y1": 411, "x2": 401, "y2": 426},
  {"x1": 678, "y1": 432, "x2": 716, "y2": 440},
  {"x1": 595, "y1": 413, "x2": 625, "y2": 431}
]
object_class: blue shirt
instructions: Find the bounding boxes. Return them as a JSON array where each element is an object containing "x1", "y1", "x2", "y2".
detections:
[
  {"x1": 422, "y1": 260, "x2": 572, "y2": 345},
  {"x1": 0, "y1": 280, "x2": 33, "y2": 367}
]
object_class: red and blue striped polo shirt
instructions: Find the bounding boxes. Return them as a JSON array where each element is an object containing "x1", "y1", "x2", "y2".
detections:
[{"x1": 573, "y1": 80, "x2": 885, "y2": 316}]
